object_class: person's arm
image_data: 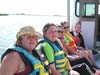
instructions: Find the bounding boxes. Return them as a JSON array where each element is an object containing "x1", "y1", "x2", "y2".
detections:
[
  {"x1": 0, "y1": 52, "x2": 20, "y2": 75},
  {"x1": 66, "y1": 60, "x2": 72, "y2": 70},
  {"x1": 66, "y1": 44, "x2": 78, "y2": 55},
  {"x1": 43, "y1": 42, "x2": 55, "y2": 63},
  {"x1": 43, "y1": 42, "x2": 62, "y2": 75},
  {"x1": 65, "y1": 44, "x2": 85, "y2": 58},
  {"x1": 49, "y1": 64, "x2": 61, "y2": 75}
]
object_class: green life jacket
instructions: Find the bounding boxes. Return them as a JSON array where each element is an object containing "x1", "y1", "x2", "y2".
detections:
[{"x1": 36, "y1": 38, "x2": 70, "y2": 75}]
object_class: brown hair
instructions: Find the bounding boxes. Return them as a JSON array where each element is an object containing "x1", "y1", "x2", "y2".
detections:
[
  {"x1": 75, "y1": 21, "x2": 81, "y2": 28},
  {"x1": 60, "y1": 21, "x2": 68, "y2": 26},
  {"x1": 43, "y1": 23, "x2": 57, "y2": 32},
  {"x1": 16, "y1": 35, "x2": 24, "y2": 45}
]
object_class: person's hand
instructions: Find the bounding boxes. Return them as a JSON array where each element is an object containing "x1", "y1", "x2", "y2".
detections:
[
  {"x1": 49, "y1": 64, "x2": 61, "y2": 75},
  {"x1": 76, "y1": 50, "x2": 83, "y2": 58},
  {"x1": 76, "y1": 50, "x2": 88, "y2": 59},
  {"x1": 70, "y1": 70, "x2": 80, "y2": 75}
]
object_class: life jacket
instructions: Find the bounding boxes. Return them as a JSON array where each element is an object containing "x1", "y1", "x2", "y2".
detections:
[
  {"x1": 15, "y1": 46, "x2": 49, "y2": 75},
  {"x1": 63, "y1": 32, "x2": 77, "y2": 51},
  {"x1": 70, "y1": 31, "x2": 81, "y2": 46},
  {"x1": 1, "y1": 49, "x2": 33, "y2": 75},
  {"x1": 35, "y1": 43, "x2": 50, "y2": 73},
  {"x1": 70, "y1": 31, "x2": 86, "y2": 48},
  {"x1": 1, "y1": 46, "x2": 49, "y2": 75},
  {"x1": 37, "y1": 38, "x2": 71, "y2": 75}
]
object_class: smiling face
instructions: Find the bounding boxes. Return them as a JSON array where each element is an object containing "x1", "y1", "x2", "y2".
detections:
[
  {"x1": 21, "y1": 34, "x2": 38, "y2": 53},
  {"x1": 57, "y1": 26, "x2": 64, "y2": 39},
  {"x1": 62, "y1": 24, "x2": 70, "y2": 33},
  {"x1": 44, "y1": 25, "x2": 58, "y2": 42},
  {"x1": 75, "y1": 23, "x2": 81, "y2": 33}
]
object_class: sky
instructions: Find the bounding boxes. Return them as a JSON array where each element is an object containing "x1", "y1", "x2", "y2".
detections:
[
  {"x1": 0, "y1": 0, "x2": 67, "y2": 16},
  {"x1": 0, "y1": 0, "x2": 67, "y2": 57},
  {"x1": 0, "y1": 0, "x2": 68, "y2": 36}
]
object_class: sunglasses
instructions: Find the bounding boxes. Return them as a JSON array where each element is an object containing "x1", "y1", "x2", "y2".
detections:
[
  {"x1": 63, "y1": 26, "x2": 69, "y2": 29},
  {"x1": 58, "y1": 31, "x2": 63, "y2": 33}
]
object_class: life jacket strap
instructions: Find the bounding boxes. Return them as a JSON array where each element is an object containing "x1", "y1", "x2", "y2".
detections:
[
  {"x1": 55, "y1": 51, "x2": 64, "y2": 56},
  {"x1": 34, "y1": 64, "x2": 49, "y2": 75}
]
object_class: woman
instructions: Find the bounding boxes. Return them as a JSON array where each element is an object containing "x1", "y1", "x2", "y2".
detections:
[
  {"x1": 60, "y1": 21, "x2": 100, "y2": 69},
  {"x1": 70, "y1": 22, "x2": 100, "y2": 69},
  {"x1": 0, "y1": 26, "x2": 49, "y2": 75},
  {"x1": 61, "y1": 21, "x2": 88, "y2": 59},
  {"x1": 36, "y1": 23, "x2": 79, "y2": 75},
  {"x1": 57, "y1": 25, "x2": 100, "y2": 75}
]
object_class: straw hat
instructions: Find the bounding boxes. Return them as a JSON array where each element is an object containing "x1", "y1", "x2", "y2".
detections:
[{"x1": 17, "y1": 26, "x2": 42, "y2": 39}]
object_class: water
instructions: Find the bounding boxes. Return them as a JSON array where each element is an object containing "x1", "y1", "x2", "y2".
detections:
[{"x1": 0, "y1": 15, "x2": 67, "y2": 61}]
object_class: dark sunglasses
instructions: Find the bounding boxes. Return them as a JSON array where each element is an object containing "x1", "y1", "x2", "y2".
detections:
[
  {"x1": 58, "y1": 31, "x2": 63, "y2": 33},
  {"x1": 63, "y1": 26, "x2": 69, "y2": 29}
]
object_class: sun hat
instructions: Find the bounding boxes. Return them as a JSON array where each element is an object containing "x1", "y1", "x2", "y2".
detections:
[{"x1": 17, "y1": 26, "x2": 42, "y2": 39}]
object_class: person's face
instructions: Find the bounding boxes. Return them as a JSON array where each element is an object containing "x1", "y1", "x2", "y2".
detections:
[
  {"x1": 44, "y1": 26, "x2": 58, "y2": 42},
  {"x1": 57, "y1": 27, "x2": 63, "y2": 38},
  {"x1": 75, "y1": 24, "x2": 81, "y2": 33},
  {"x1": 21, "y1": 34, "x2": 38, "y2": 52},
  {"x1": 62, "y1": 24, "x2": 70, "y2": 32}
]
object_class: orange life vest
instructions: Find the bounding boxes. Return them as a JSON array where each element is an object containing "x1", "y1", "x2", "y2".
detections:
[{"x1": 64, "y1": 32, "x2": 77, "y2": 51}]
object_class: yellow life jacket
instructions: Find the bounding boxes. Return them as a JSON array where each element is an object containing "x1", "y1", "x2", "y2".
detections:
[
  {"x1": 64, "y1": 32, "x2": 77, "y2": 51},
  {"x1": 43, "y1": 40, "x2": 71, "y2": 75}
]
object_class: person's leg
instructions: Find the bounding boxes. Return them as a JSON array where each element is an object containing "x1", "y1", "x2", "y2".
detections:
[
  {"x1": 69, "y1": 57, "x2": 96, "y2": 73},
  {"x1": 87, "y1": 50, "x2": 100, "y2": 69}
]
